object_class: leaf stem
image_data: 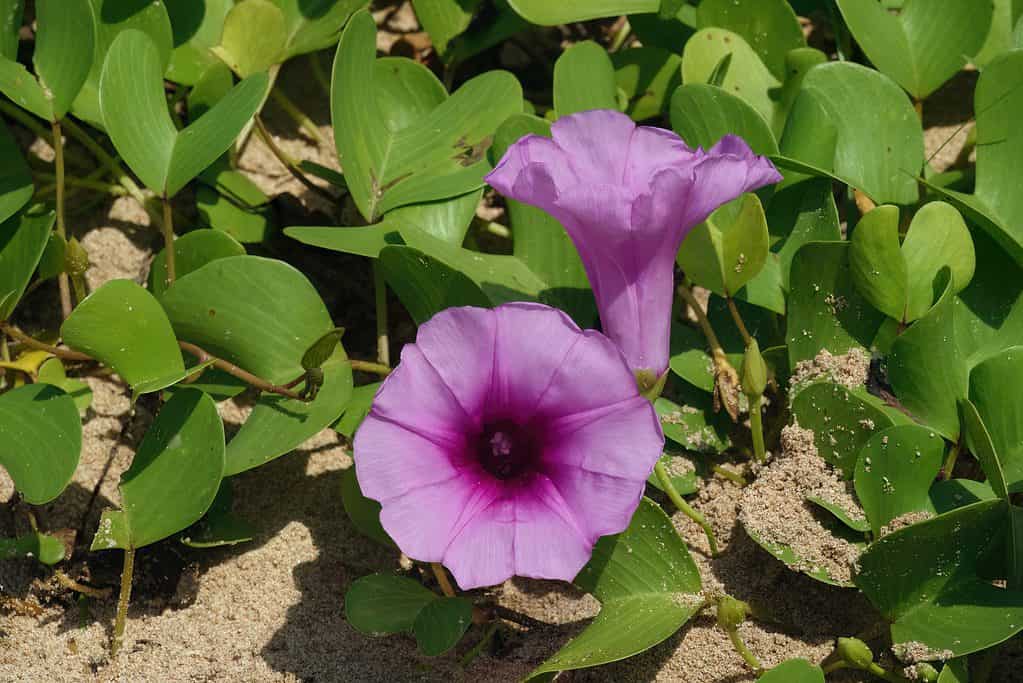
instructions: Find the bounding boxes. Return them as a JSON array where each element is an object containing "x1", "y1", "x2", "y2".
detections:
[
  {"x1": 161, "y1": 196, "x2": 175, "y2": 286},
  {"x1": 459, "y1": 622, "x2": 499, "y2": 668},
  {"x1": 749, "y1": 395, "x2": 766, "y2": 462},
  {"x1": 308, "y1": 53, "x2": 331, "y2": 99},
  {"x1": 0, "y1": 323, "x2": 91, "y2": 361},
  {"x1": 725, "y1": 296, "x2": 752, "y2": 346},
  {"x1": 431, "y1": 563, "x2": 456, "y2": 597},
  {"x1": 51, "y1": 119, "x2": 73, "y2": 319},
  {"x1": 726, "y1": 627, "x2": 762, "y2": 673},
  {"x1": 252, "y1": 116, "x2": 335, "y2": 202},
  {"x1": 713, "y1": 464, "x2": 747, "y2": 486},
  {"x1": 111, "y1": 546, "x2": 134, "y2": 656},
  {"x1": 177, "y1": 341, "x2": 305, "y2": 401},
  {"x1": 268, "y1": 87, "x2": 326, "y2": 146},
  {"x1": 373, "y1": 263, "x2": 390, "y2": 367},
  {"x1": 53, "y1": 570, "x2": 112, "y2": 599},
  {"x1": 349, "y1": 359, "x2": 392, "y2": 377},
  {"x1": 33, "y1": 171, "x2": 127, "y2": 196},
  {"x1": 678, "y1": 284, "x2": 741, "y2": 421},
  {"x1": 942, "y1": 439, "x2": 962, "y2": 480},
  {"x1": 654, "y1": 460, "x2": 719, "y2": 555}
]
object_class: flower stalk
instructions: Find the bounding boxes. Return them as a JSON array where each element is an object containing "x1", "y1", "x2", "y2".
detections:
[
  {"x1": 678, "y1": 284, "x2": 741, "y2": 422},
  {"x1": 50, "y1": 119, "x2": 73, "y2": 319},
  {"x1": 111, "y1": 547, "x2": 135, "y2": 657},
  {"x1": 654, "y1": 460, "x2": 719, "y2": 555}
]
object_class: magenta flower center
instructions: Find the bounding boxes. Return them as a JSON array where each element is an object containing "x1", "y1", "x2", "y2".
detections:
[{"x1": 475, "y1": 419, "x2": 540, "y2": 481}]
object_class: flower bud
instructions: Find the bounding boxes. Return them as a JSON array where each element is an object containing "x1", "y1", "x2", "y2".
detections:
[
  {"x1": 64, "y1": 237, "x2": 89, "y2": 277},
  {"x1": 837, "y1": 637, "x2": 874, "y2": 670},
  {"x1": 740, "y1": 339, "x2": 767, "y2": 400},
  {"x1": 715, "y1": 595, "x2": 749, "y2": 631},
  {"x1": 911, "y1": 663, "x2": 939, "y2": 682}
]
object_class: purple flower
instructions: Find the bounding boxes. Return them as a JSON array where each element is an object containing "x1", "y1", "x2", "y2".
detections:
[
  {"x1": 486, "y1": 109, "x2": 782, "y2": 380},
  {"x1": 354, "y1": 303, "x2": 664, "y2": 589}
]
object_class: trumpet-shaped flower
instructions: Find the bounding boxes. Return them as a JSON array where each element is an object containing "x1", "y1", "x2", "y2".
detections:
[
  {"x1": 486, "y1": 109, "x2": 781, "y2": 381},
  {"x1": 354, "y1": 303, "x2": 663, "y2": 589}
]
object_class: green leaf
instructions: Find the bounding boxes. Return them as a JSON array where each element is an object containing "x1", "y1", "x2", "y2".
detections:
[
  {"x1": 966, "y1": 349, "x2": 1023, "y2": 492},
  {"x1": 526, "y1": 498, "x2": 703, "y2": 679},
  {"x1": 677, "y1": 193, "x2": 770, "y2": 297},
  {"x1": 806, "y1": 495, "x2": 871, "y2": 533},
  {"x1": 901, "y1": 202, "x2": 975, "y2": 321},
  {"x1": 855, "y1": 499, "x2": 1023, "y2": 658},
  {"x1": 767, "y1": 178, "x2": 842, "y2": 290},
  {"x1": 332, "y1": 11, "x2": 521, "y2": 221},
  {"x1": 938, "y1": 658, "x2": 970, "y2": 683},
  {"x1": 0, "y1": 121, "x2": 33, "y2": 228},
  {"x1": 214, "y1": 0, "x2": 286, "y2": 77},
  {"x1": 669, "y1": 82, "x2": 778, "y2": 155},
  {"x1": 345, "y1": 573, "x2": 437, "y2": 634},
  {"x1": 100, "y1": 29, "x2": 269, "y2": 196},
  {"x1": 647, "y1": 453, "x2": 698, "y2": 496},
  {"x1": 654, "y1": 396, "x2": 730, "y2": 454},
  {"x1": 507, "y1": 0, "x2": 657, "y2": 24},
  {"x1": 492, "y1": 114, "x2": 596, "y2": 327},
  {"x1": 275, "y1": 0, "x2": 364, "y2": 59},
  {"x1": 0, "y1": 208, "x2": 54, "y2": 320},
  {"x1": 341, "y1": 464, "x2": 393, "y2": 547},
  {"x1": 553, "y1": 40, "x2": 618, "y2": 116},
  {"x1": 959, "y1": 398, "x2": 1008, "y2": 500},
  {"x1": 377, "y1": 246, "x2": 490, "y2": 325},
  {"x1": 161, "y1": 255, "x2": 334, "y2": 385},
  {"x1": 0, "y1": 384, "x2": 80, "y2": 505},
  {"x1": 782, "y1": 62, "x2": 923, "y2": 205},
  {"x1": 682, "y1": 28, "x2": 783, "y2": 135},
  {"x1": 61, "y1": 279, "x2": 185, "y2": 394},
  {"x1": 37, "y1": 357, "x2": 92, "y2": 414},
  {"x1": 888, "y1": 273, "x2": 968, "y2": 441},
  {"x1": 30, "y1": 0, "x2": 95, "y2": 119},
  {"x1": 629, "y1": 5, "x2": 696, "y2": 53},
  {"x1": 36, "y1": 232, "x2": 66, "y2": 282},
  {"x1": 836, "y1": 0, "x2": 993, "y2": 99},
  {"x1": 413, "y1": 597, "x2": 473, "y2": 656},
  {"x1": 695, "y1": 0, "x2": 805, "y2": 80},
  {"x1": 334, "y1": 382, "x2": 379, "y2": 440},
  {"x1": 757, "y1": 659, "x2": 825, "y2": 683},
  {"x1": 0, "y1": 0, "x2": 22, "y2": 60},
  {"x1": 0, "y1": 531, "x2": 65, "y2": 565},
  {"x1": 791, "y1": 381, "x2": 902, "y2": 478},
  {"x1": 412, "y1": 0, "x2": 481, "y2": 55},
  {"x1": 166, "y1": 0, "x2": 232, "y2": 85},
  {"x1": 223, "y1": 352, "x2": 353, "y2": 475},
  {"x1": 929, "y1": 478, "x2": 997, "y2": 515},
  {"x1": 72, "y1": 0, "x2": 174, "y2": 128},
  {"x1": 854, "y1": 424, "x2": 945, "y2": 536},
  {"x1": 849, "y1": 205, "x2": 909, "y2": 321},
  {"x1": 180, "y1": 479, "x2": 255, "y2": 548},
  {"x1": 149, "y1": 228, "x2": 246, "y2": 299},
  {"x1": 197, "y1": 160, "x2": 275, "y2": 244},
  {"x1": 613, "y1": 47, "x2": 682, "y2": 121},
  {"x1": 91, "y1": 389, "x2": 224, "y2": 550},
  {"x1": 786, "y1": 241, "x2": 884, "y2": 366}
]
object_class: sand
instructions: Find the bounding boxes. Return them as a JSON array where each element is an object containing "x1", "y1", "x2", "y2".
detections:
[{"x1": 1, "y1": 4, "x2": 989, "y2": 682}]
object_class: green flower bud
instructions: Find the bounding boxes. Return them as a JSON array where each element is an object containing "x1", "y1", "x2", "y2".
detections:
[
  {"x1": 912, "y1": 663, "x2": 939, "y2": 682},
  {"x1": 740, "y1": 339, "x2": 767, "y2": 399},
  {"x1": 64, "y1": 237, "x2": 90, "y2": 277},
  {"x1": 634, "y1": 369, "x2": 667, "y2": 402},
  {"x1": 715, "y1": 595, "x2": 749, "y2": 631},
  {"x1": 837, "y1": 637, "x2": 874, "y2": 670}
]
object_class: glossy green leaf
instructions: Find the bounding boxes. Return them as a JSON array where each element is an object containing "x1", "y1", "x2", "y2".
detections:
[
  {"x1": 36, "y1": 233, "x2": 66, "y2": 282},
  {"x1": 180, "y1": 480, "x2": 254, "y2": 548},
  {"x1": 62, "y1": 279, "x2": 185, "y2": 393},
  {"x1": 345, "y1": 573, "x2": 437, "y2": 634},
  {"x1": 553, "y1": 41, "x2": 618, "y2": 116},
  {"x1": 854, "y1": 424, "x2": 945, "y2": 536},
  {"x1": 224, "y1": 352, "x2": 353, "y2": 475},
  {"x1": 0, "y1": 0, "x2": 22, "y2": 60},
  {"x1": 967, "y1": 349, "x2": 1023, "y2": 492},
  {"x1": 806, "y1": 495, "x2": 871, "y2": 533},
  {"x1": 888, "y1": 274, "x2": 968, "y2": 441},
  {"x1": 0, "y1": 384, "x2": 80, "y2": 505},
  {"x1": 850, "y1": 205, "x2": 908, "y2": 321},
  {"x1": 507, "y1": 0, "x2": 657, "y2": 24},
  {"x1": 655, "y1": 396, "x2": 730, "y2": 454},
  {"x1": 413, "y1": 597, "x2": 473, "y2": 656},
  {"x1": 31, "y1": 0, "x2": 95, "y2": 119},
  {"x1": 492, "y1": 114, "x2": 595, "y2": 327},
  {"x1": 276, "y1": 0, "x2": 363, "y2": 59},
  {"x1": 37, "y1": 357, "x2": 92, "y2": 414},
  {"x1": 100, "y1": 29, "x2": 269, "y2": 196},
  {"x1": 670, "y1": 82, "x2": 777, "y2": 155},
  {"x1": 696, "y1": 0, "x2": 805, "y2": 80},
  {"x1": 334, "y1": 382, "x2": 379, "y2": 440},
  {"x1": 91, "y1": 389, "x2": 224, "y2": 550},
  {"x1": 0, "y1": 531, "x2": 65, "y2": 565},
  {"x1": 332, "y1": 11, "x2": 521, "y2": 221},
  {"x1": 197, "y1": 162, "x2": 276, "y2": 244},
  {"x1": 0, "y1": 121, "x2": 33, "y2": 228},
  {"x1": 613, "y1": 47, "x2": 681, "y2": 121},
  {"x1": 411, "y1": 0, "x2": 479, "y2": 55},
  {"x1": 836, "y1": 0, "x2": 993, "y2": 99},
  {"x1": 757, "y1": 659, "x2": 825, "y2": 683},
  {"x1": 166, "y1": 0, "x2": 232, "y2": 85},
  {"x1": 959, "y1": 398, "x2": 1008, "y2": 501},
  {"x1": 378, "y1": 246, "x2": 490, "y2": 325},
  {"x1": 767, "y1": 178, "x2": 842, "y2": 290},
  {"x1": 161, "y1": 255, "x2": 334, "y2": 385},
  {"x1": 341, "y1": 464, "x2": 392, "y2": 547},
  {"x1": 902, "y1": 202, "x2": 975, "y2": 321},
  {"x1": 0, "y1": 208, "x2": 54, "y2": 320},
  {"x1": 526, "y1": 498, "x2": 703, "y2": 679},
  {"x1": 215, "y1": 0, "x2": 287, "y2": 77},
  {"x1": 786, "y1": 241, "x2": 884, "y2": 366},
  {"x1": 149, "y1": 229, "x2": 246, "y2": 298},
  {"x1": 929, "y1": 478, "x2": 997, "y2": 514},
  {"x1": 938, "y1": 658, "x2": 970, "y2": 683},
  {"x1": 855, "y1": 499, "x2": 1023, "y2": 658},
  {"x1": 629, "y1": 5, "x2": 696, "y2": 53},
  {"x1": 677, "y1": 193, "x2": 770, "y2": 297},
  {"x1": 782, "y1": 62, "x2": 923, "y2": 205}
]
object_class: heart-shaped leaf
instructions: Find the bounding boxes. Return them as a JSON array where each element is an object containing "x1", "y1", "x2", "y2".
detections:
[
  {"x1": 0, "y1": 384, "x2": 80, "y2": 505},
  {"x1": 967, "y1": 348, "x2": 1023, "y2": 492},
  {"x1": 695, "y1": 0, "x2": 805, "y2": 80},
  {"x1": 850, "y1": 205, "x2": 909, "y2": 321},
  {"x1": 655, "y1": 395, "x2": 730, "y2": 454},
  {"x1": 413, "y1": 597, "x2": 473, "y2": 656},
  {"x1": 507, "y1": 0, "x2": 657, "y2": 24},
  {"x1": 378, "y1": 245, "x2": 490, "y2": 325},
  {"x1": 670, "y1": 82, "x2": 778, "y2": 155},
  {"x1": 180, "y1": 479, "x2": 255, "y2": 549},
  {"x1": 332, "y1": 10, "x2": 521, "y2": 221},
  {"x1": 334, "y1": 382, "x2": 379, "y2": 440},
  {"x1": 196, "y1": 159, "x2": 276, "y2": 244},
  {"x1": 526, "y1": 498, "x2": 703, "y2": 679},
  {"x1": 854, "y1": 424, "x2": 945, "y2": 536},
  {"x1": 214, "y1": 0, "x2": 287, "y2": 77},
  {"x1": 629, "y1": 5, "x2": 697, "y2": 53},
  {"x1": 161, "y1": 255, "x2": 334, "y2": 385},
  {"x1": 100, "y1": 29, "x2": 269, "y2": 196},
  {"x1": 91, "y1": 388, "x2": 224, "y2": 550},
  {"x1": 276, "y1": 0, "x2": 364, "y2": 59},
  {"x1": 148, "y1": 229, "x2": 246, "y2": 299},
  {"x1": 768, "y1": 179, "x2": 842, "y2": 290},
  {"x1": 901, "y1": 202, "x2": 975, "y2": 321},
  {"x1": 0, "y1": 207, "x2": 54, "y2": 320},
  {"x1": 411, "y1": 0, "x2": 479, "y2": 55},
  {"x1": 166, "y1": 0, "x2": 232, "y2": 85},
  {"x1": 345, "y1": 573, "x2": 438, "y2": 634},
  {"x1": 553, "y1": 40, "x2": 618, "y2": 116},
  {"x1": 836, "y1": 0, "x2": 993, "y2": 99},
  {"x1": 61, "y1": 279, "x2": 185, "y2": 394},
  {"x1": 613, "y1": 47, "x2": 682, "y2": 121}
]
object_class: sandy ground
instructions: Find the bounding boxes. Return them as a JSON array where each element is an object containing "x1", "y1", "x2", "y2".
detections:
[{"x1": 0, "y1": 5, "x2": 996, "y2": 682}]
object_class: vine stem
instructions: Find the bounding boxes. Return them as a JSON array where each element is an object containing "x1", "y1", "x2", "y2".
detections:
[
  {"x1": 51, "y1": 120, "x2": 73, "y2": 319},
  {"x1": 349, "y1": 359, "x2": 392, "y2": 377},
  {"x1": 252, "y1": 116, "x2": 335, "y2": 202},
  {"x1": 33, "y1": 171, "x2": 127, "y2": 196},
  {"x1": 726, "y1": 628, "x2": 761, "y2": 673},
  {"x1": 111, "y1": 546, "x2": 135, "y2": 657},
  {"x1": 53, "y1": 570, "x2": 112, "y2": 599},
  {"x1": 725, "y1": 296, "x2": 752, "y2": 346},
  {"x1": 942, "y1": 440, "x2": 962, "y2": 480},
  {"x1": 161, "y1": 196, "x2": 175, "y2": 286},
  {"x1": 269, "y1": 87, "x2": 326, "y2": 146},
  {"x1": 749, "y1": 396, "x2": 766, "y2": 462},
  {"x1": 654, "y1": 461, "x2": 719, "y2": 555},
  {"x1": 0, "y1": 323, "x2": 91, "y2": 361},
  {"x1": 177, "y1": 341, "x2": 305, "y2": 401},
  {"x1": 373, "y1": 263, "x2": 390, "y2": 367},
  {"x1": 431, "y1": 563, "x2": 456, "y2": 597}
]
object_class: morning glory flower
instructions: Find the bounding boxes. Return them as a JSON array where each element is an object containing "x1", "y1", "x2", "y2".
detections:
[
  {"x1": 486, "y1": 109, "x2": 782, "y2": 386},
  {"x1": 354, "y1": 303, "x2": 664, "y2": 589}
]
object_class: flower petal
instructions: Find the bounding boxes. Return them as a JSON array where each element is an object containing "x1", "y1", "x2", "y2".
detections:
[
  {"x1": 543, "y1": 464, "x2": 647, "y2": 540},
  {"x1": 443, "y1": 497, "x2": 516, "y2": 589},
  {"x1": 545, "y1": 396, "x2": 664, "y2": 481},
  {"x1": 354, "y1": 415, "x2": 466, "y2": 502},
  {"x1": 623, "y1": 125, "x2": 699, "y2": 188},
  {"x1": 550, "y1": 109, "x2": 637, "y2": 185},
  {"x1": 511, "y1": 475, "x2": 593, "y2": 581},
  {"x1": 681, "y1": 135, "x2": 783, "y2": 227},
  {"x1": 413, "y1": 306, "x2": 496, "y2": 419},
  {"x1": 485, "y1": 134, "x2": 575, "y2": 215}
]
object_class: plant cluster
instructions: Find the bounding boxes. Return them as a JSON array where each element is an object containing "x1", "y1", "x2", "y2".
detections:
[{"x1": 1, "y1": 0, "x2": 1022, "y2": 681}]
